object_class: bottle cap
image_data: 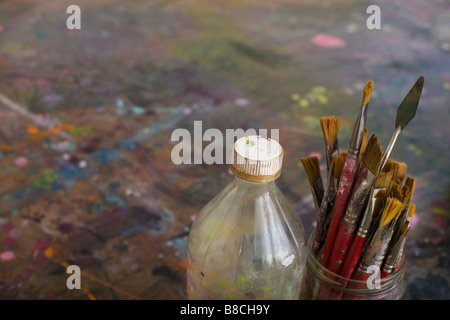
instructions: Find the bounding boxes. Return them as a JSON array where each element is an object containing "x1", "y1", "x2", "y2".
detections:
[{"x1": 231, "y1": 135, "x2": 284, "y2": 182}]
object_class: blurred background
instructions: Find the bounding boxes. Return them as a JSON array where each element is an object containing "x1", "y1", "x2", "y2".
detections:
[{"x1": 0, "y1": 0, "x2": 449, "y2": 299}]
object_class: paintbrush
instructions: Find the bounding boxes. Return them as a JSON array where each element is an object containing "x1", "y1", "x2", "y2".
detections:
[
  {"x1": 359, "y1": 128, "x2": 368, "y2": 163},
  {"x1": 380, "y1": 76, "x2": 424, "y2": 171},
  {"x1": 381, "y1": 219, "x2": 410, "y2": 278},
  {"x1": 393, "y1": 204, "x2": 416, "y2": 273},
  {"x1": 327, "y1": 134, "x2": 383, "y2": 274},
  {"x1": 351, "y1": 198, "x2": 403, "y2": 284},
  {"x1": 320, "y1": 116, "x2": 341, "y2": 173},
  {"x1": 320, "y1": 116, "x2": 341, "y2": 220},
  {"x1": 320, "y1": 80, "x2": 374, "y2": 267},
  {"x1": 300, "y1": 157, "x2": 324, "y2": 215},
  {"x1": 389, "y1": 177, "x2": 416, "y2": 257},
  {"x1": 322, "y1": 152, "x2": 347, "y2": 236},
  {"x1": 339, "y1": 169, "x2": 394, "y2": 279},
  {"x1": 312, "y1": 161, "x2": 334, "y2": 256}
]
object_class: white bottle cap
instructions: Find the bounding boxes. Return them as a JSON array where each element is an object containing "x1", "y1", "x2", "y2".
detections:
[{"x1": 231, "y1": 135, "x2": 284, "y2": 182}]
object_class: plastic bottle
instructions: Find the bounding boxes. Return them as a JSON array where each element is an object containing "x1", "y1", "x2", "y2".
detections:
[{"x1": 187, "y1": 135, "x2": 307, "y2": 299}]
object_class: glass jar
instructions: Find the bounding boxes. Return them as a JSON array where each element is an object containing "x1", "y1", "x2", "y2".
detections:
[
  {"x1": 187, "y1": 135, "x2": 307, "y2": 300},
  {"x1": 300, "y1": 232, "x2": 408, "y2": 300}
]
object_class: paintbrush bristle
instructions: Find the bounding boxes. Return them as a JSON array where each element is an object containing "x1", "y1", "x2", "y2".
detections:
[
  {"x1": 375, "y1": 189, "x2": 386, "y2": 199},
  {"x1": 333, "y1": 152, "x2": 347, "y2": 179},
  {"x1": 374, "y1": 170, "x2": 394, "y2": 189},
  {"x1": 361, "y1": 134, "x2": 383, "y2": 174},
  {"x1": 300, "y1": 157, "x2": 321, "y2": 185},
  {"x1": 382, "y1": 159, "x2": 395, "y2": 173},
  {"x1": 405, "y1": 177, "x2": 417, "y2": 200},
  {"x1": 320, "y1": 116, "x2": 340, "y2": 147},
  {"x1": 383, "y1": 160, "x2": 407, "y2": 185},
  {"x1": 395, "y1": 162, "x2": 408, "y2": 184},
  {"x1": 401, "y1": 220, "x2": 411, "y2": 236},
  {"x1": 407, "y1": 203, "x2": 416, "y2": 218},
  {"x1": 392, "y1": 183, "x2": 403, "y2": 201},
  {"x1": 359, "y1": 128, "x2": 368, "y2": 160},
  {"x1": 401, "y1": 185, "x2": 411, "y2": 204},
  {"x1": 362, "y1": 80, "x2": 374, "y2": 106},
  {"x1": 379, "y1": 198, "x2": 403, "y2": 228}
]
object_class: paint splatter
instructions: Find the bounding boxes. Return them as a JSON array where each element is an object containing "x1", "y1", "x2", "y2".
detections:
[
  {"x1": 410, "y1": 213, "x2": 419, "y2": 230},
  {"x1": 310, "y1": 33, "x2": 346, "y2": 48},
  {"x1": 33, "y1": 168, "x2": 59, "y2": 190},
  {"x1": 14, "y1": 156, "x2": 28, "y2": 166},
  {"x1": 308, "y1": 152, "x2": 322, "y2": 161},
  {"x1": 1, "y1": 251, "x2": 14, "y2": 261},
  {"x1": 131, "y1": 106, "x2": 146, "y2": 115},
  {"x1": 234, "y1": 98, "x2": 249, "y2": 106}
]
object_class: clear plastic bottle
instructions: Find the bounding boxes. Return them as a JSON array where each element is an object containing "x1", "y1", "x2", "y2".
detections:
[{"x1": 187, "y1": 135, "x2": 307, "y2": 300}]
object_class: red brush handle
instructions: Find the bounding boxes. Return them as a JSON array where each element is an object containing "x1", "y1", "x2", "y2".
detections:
[
  {"x1": 320, "y1": 157, "x2": 357, "y2": 267},
  {"x1": 327, "y1": 165, "x2": 370, "y2": 274},
  {"x1": 380, "y1": 270, "x2": 390, "y2": 278},
  {"x1": 327, "y1": 223, "x2": 353, "y2": 274},
  {"x1": 340, "y1": 234, "x2": 366, "y2": 279},
  {"x1": 351, "y1": 268, "x2": 370, "y2": 290}
]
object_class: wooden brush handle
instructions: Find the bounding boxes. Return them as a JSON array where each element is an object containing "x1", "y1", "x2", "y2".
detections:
[
  {"x1": 340, "y1": 234, "x2": 366, "y2": 279},
  {"x1": 320, "y1": 156, "x2": 357, "y2": 267},
  {"x1": 327, "y1": 165, "x2": 373, "y2": 273}
]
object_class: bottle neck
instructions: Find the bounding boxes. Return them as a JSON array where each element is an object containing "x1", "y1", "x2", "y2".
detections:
[{"x1": 234, "y1": 175, "x2": 276, "y2": 192}]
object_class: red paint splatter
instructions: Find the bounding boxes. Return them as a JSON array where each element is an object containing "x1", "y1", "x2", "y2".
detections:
[{"x1": 310, "y1": 34, "x2": 346, "y2": 48}]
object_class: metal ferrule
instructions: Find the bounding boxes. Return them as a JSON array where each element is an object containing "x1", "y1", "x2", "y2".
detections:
[
  {"x1": 359, "y1": 227, "x2": 388, "y2": 269},
  {"x1": 343, "y1": 172, "x2": 376, "y2": 228},
  {"x1": 383, "y1": 236, "x2": 406, "y2": 273},
  {"x1": 311, "y1": 179, "x2": 324, "y2": 215},
  {"x1": 326, "y1": 141, "x2": 339, "y2": 169},
  {"x1": 348, "y1": 105, "x2": 368, "y2": 158}
]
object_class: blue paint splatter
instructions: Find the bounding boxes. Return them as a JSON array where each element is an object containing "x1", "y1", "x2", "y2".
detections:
[
  {"x1": 131, "y1": 106, "x2": 146, "y2": 115},
  {"x1": 91, "y1": 148, "x2": 121, "y2": 164}
]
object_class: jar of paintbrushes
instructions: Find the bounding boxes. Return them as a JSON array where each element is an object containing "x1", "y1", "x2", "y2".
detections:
[{"x1": 299, "y1": 77, "x2": 424, "y2": 300}]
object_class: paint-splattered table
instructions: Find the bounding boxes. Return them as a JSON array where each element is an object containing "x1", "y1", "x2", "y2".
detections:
[{"x1": 0, "y1": 0, "x2": 449, "y2": 299}]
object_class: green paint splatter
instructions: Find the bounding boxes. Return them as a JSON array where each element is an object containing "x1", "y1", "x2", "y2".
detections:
[
  {"x1": 299, "y1": 98, "x2": 309, "y2": 108},
  {"x1": 291, "y1": 94, "x2": 300, "y2": 101},
  {"x1": 407, "y1": 144, "x2": 422, "y2": 155},
  {"x1": 11, "y1": 209, "x2": 18, "y2": 216},
  {"x1": 70, "y1": 125, "x2": 92, "y2": 136},
  {"x1": 432, "y1": 207, "x2": 449, "y2": 215},
  {"x1": 34, "y1": 169, "x2": 59, "y2": 190}
]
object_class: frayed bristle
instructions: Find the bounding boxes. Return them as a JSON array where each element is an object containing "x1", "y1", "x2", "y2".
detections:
[
  {"x1": 401, "y1": 185, "x2": 411, "y2": 205},
  {"x1": 379, "y1": 198, "x2": 403, "y2": 228},
  {"x1": 374, "y1": 170, "x2": 393, "y2": 189},
  {"x1": 392, "y1": 183, "x2": 403, "y2": 201},
  {"x1": 395, "y1": 162, "x2": 408, "y2": 184},
  {"x1": 382, "y1": 159, "x2": 395, "y2": 173},
  {"x1": 333, "y1": 152, "x2": 347, "y2": 179},
  {"x1": 300, "y1": 157, "x2": 321, "y2": 185},
  {"x1": 383, "y1": 160, "x2": 407, "y2": 185},
  {"x1": 405, "y1": 177, "x2": 417, "y2": 201},
  {"x1": 362, "y1": 134, "x2": 383, "y2": 174},
  {"x1": 320, "y1": 116, "x2": 340, "y2": 147},
  {"x1": 362, "y1": 80, "x2": 374, "y2": 106}
]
